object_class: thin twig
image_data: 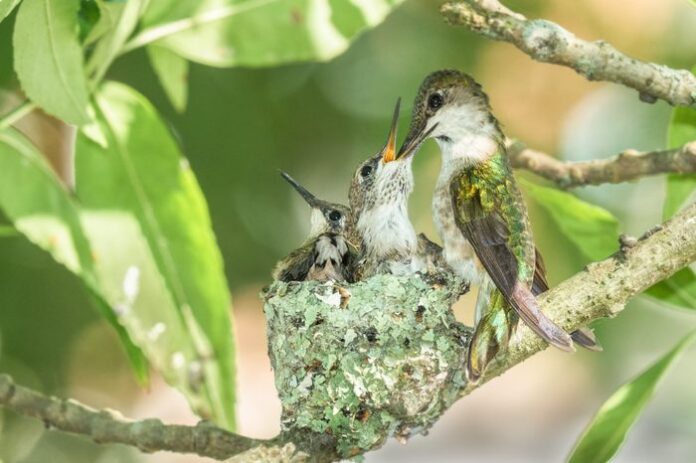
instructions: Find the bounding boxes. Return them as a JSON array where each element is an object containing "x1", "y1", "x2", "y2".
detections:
[
  {"x1": 440, "y1": 0, "x2": 696, "y2": 108},
  {"x1": 0, "y1": 374, "x2": 267, "y2": 460},
  {"x1": 508, "y1": 141, "x2": 696, "y2": 188}
]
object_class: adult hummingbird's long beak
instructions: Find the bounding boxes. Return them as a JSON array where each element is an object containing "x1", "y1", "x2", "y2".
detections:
[
  {"x1": 279, "y1": 171, "x2": 319, "y2": 208},
  {"x1": 381, "y1": 98, "x2": 401, "y2": 163},
  {"x1": 396, "y1": 121, "x2": 438, "y2": 160}
]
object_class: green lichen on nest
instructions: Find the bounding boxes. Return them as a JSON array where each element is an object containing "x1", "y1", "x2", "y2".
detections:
[{"x1": 263, "y1": 273, "x2": 471, "y2": 457}]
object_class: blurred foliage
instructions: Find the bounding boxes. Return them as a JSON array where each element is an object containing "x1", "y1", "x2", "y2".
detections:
[
  {"x1": 147, "y1": 45, "x2": 188, "y2": 112},
  {"x1": 0, "y1": 0, "x2": 695, "y2": 462},
  {"x1": 521, "y1": 179, "x2": 620, "y2": 262},
  {"x1": 569, "y1": 331, "x2": 696, "y2": 463},
  {"x1": 77, "y1": 82, "x2": 237, "y2": 427},
  {"x1": 137, "y1": 0, "x2": 405, "y2": 67},
  {"x1": 0, "y1": 127, "x2": 149, "y2": 383},
  {"x1": 645, "y1": 267, "x2": 696, "y2": 310},
  {"x1": 0, "y1": 0, "x2": 20, "y2": 23}
]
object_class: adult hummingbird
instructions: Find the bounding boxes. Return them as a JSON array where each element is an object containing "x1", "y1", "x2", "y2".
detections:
[
  {"x1": 349, "y1": 98, "x2": 440, "y2": 279},
  {"x1": 397, "y1": 70, "x2": 598, "y2": 381},
  {"x1": 273, "y1": 171, "x2": 356, "y2": 283}
]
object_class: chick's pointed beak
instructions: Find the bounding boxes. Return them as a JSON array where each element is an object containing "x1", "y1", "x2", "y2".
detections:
[
  {"x1": 381, "y1": 97, "x2": 401, "y2": 163},
  {"x1": 396, "y1": 121, "x2": 438, "y2": 161},
  {"x1": 279, "y1": 170, "x2": 319, "y2": 208}
]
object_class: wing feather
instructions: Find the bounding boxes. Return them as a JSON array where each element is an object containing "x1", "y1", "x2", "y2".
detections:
[
  {"x1": 450, "y1": 173, "x2": 573, "y2": 351},
  {"x1": 533, "y1": 247, "x2": 601, "y2": 350},
  {"x1": 273, "y1": 242, "x2": 318, "y2": 282}
]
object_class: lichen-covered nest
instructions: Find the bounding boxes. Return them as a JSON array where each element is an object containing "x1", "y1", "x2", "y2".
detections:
[{"x1": 263, "y1": 273, "x2": 471, "y2": 457}]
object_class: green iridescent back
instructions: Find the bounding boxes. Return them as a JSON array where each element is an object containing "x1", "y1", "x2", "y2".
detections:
[{"x1": 450, "y1": 148, "x2": 536, "y2": 285}]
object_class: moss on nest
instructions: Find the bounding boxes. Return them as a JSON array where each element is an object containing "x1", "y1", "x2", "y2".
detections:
[{"x1": 263, "y1": 273, "x2": 471, "y2": 457}]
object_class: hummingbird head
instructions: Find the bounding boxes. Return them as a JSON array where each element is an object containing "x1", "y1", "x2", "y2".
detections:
[
  {"x1": 348, "y1": 98, "x2": 419, "y2": 259},
  {"x1": 398, "y1": 70, "x2": 502, "y2": 166},
  {"x1": 280, "y1": 171, "x2": 350, "y2": 236},
  {"x1": 348, "y1": 98, "x2": 413, "y2": 215}
]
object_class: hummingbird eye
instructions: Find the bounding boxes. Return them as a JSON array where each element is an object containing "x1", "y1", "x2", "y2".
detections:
[
  {"x1": 328, "y1": 210, "x2": 342, "y2": 222},
  {"x1": 427, "y1": 93, "x2": 443, "y2": 110},
  {"x1": 360, "y1": 165, "x2": 373, "y2": 178}
]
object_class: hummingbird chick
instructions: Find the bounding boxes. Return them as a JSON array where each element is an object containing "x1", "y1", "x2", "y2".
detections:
[
  {"x1": 349, "y1": 99, "x2": 439, "y2": 279},
  {"x1": 399, "y1": 70, "x2": 599, "y2": 381},
  {"x1": 273, "y1": 172, "x2": 357, "y2": 283}
]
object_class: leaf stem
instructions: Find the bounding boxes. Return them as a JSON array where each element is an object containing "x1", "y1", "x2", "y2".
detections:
[
  {"x1": 119, "y1": 0, "x2": 275, "y2": 54},
  {"x1": 0, "y1": 101, "x2": 36, "y2": 130}
]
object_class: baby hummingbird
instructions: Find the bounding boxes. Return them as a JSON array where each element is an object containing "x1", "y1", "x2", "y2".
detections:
[
  {"x1": 399, "y1": 70, "x2": 598, "y2": 381},
  {"x1": 273, "y1": 171, "x2": 356, "y2": 283},
  {"x1": 349, "y1": 99, "x2": 439, "y2": 279}
]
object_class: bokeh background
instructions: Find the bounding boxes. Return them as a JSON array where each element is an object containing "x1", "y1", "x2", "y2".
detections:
[{"x1": 2, "y1": 0, "x2": 696, "y2": 461}]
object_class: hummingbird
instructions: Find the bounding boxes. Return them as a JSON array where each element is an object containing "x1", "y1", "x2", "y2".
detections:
[
  {"x1": 273, "y1": 171, "x2": 357, "y2": 283},
  {"x1": 397, "y1": 70, "x2": 599, "y2": 381},
  {"x1": 348, "y1": 98, "x2": 440, "y2": 279}
]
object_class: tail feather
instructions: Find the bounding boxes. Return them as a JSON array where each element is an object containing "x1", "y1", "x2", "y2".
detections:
[
  {"x1": 571, "y1": 327, "x2": 603, "y2": 352},
  {"x1": 466, "y1": 293, "x2": 515, "y2": 383},
  {"x1": 511, "y1": 283, "x2": 574, "y2": 352}
]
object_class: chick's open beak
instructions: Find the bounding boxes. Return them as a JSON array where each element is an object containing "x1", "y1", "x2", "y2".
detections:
[
  {"x1": 279, "y1": 170, "x2": 319, "y2": 208},
  {"x1": 381, "y1": 98, "x2": 401, "y2": 163}
]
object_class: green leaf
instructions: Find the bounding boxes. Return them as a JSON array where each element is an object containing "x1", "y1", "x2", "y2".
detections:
[
  {"x1": 130, "y1": 0, "x2": 405, "y2": 67},
  {"x1": 76, "y1": 81, "x2": 236, "y2": 429},
  {"x1": 664, "y1": 67, "x2": 696, "y2": 220},
  {"x1": 147, "y1": 45, "x2": 189, "y2": 112},
  {"x1": 0, "y1": 225, "x2": 17, "y2": 237},
  {"x1": 663, "y1": 175, "x2": 696, "y2": 220},
  {"x1": 13, "y1": 0, "x2": 90, "y2": 125},
  {"x1": 520, "y1": 179, "x2": 620, "y2": 261},
  {"x1": 85, "y1": 0, "x2": 144, "y2": 82},
  {"x1": 78, "y1": 0, "x2": 100, "y2": 43},
  {"x1": 0, "y1": 129, "x2": 95, "y2": 279},
  {"x1": 568, "y1": 330, "x2": 696, "y2": 463},
  {"x1": 645, "y1": 267, "x2": 696, "y2": 310},
  {"x1": 0, "y1": 128, "x2": 149, "y2": 384},
  {"x1": 82, "y1": 0, "x2": 116, "y2": 46},
  {"x1": 0, "y1": 0, "x2": 22, "y2": 23},
  {"x1": 87, "y1": 291, "x2": 151, "y2": 384}
]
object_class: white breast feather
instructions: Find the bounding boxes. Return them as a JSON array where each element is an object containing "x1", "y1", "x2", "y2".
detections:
[
  {"x1": 431, "y1": 103, "x2": 498, "y2": 167},
  {"x1": 357, "y1": 203, "x2": 417, "y2": 259},
  {"x1": 428, "y1": 102, "x2": 499, "y2": 283}
]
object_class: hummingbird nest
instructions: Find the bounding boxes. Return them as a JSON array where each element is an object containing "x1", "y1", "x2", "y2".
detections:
[{"x1": 262, "y1": 272, "x2": 471, "y2": 458}]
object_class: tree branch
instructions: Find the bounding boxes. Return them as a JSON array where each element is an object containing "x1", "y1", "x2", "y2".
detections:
[
  {"x1": 440, "y1": 0, "x2": 696, "y2": 108},
  {"x1": 508, "y1": 141, "x2": 696, "y2": 188},
  {"x1": 0, "y1": 372, "x2": 345, "y2": 462},
  {"x1": 0, "y1": 374, "x2": 283, "y2": 460}
]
